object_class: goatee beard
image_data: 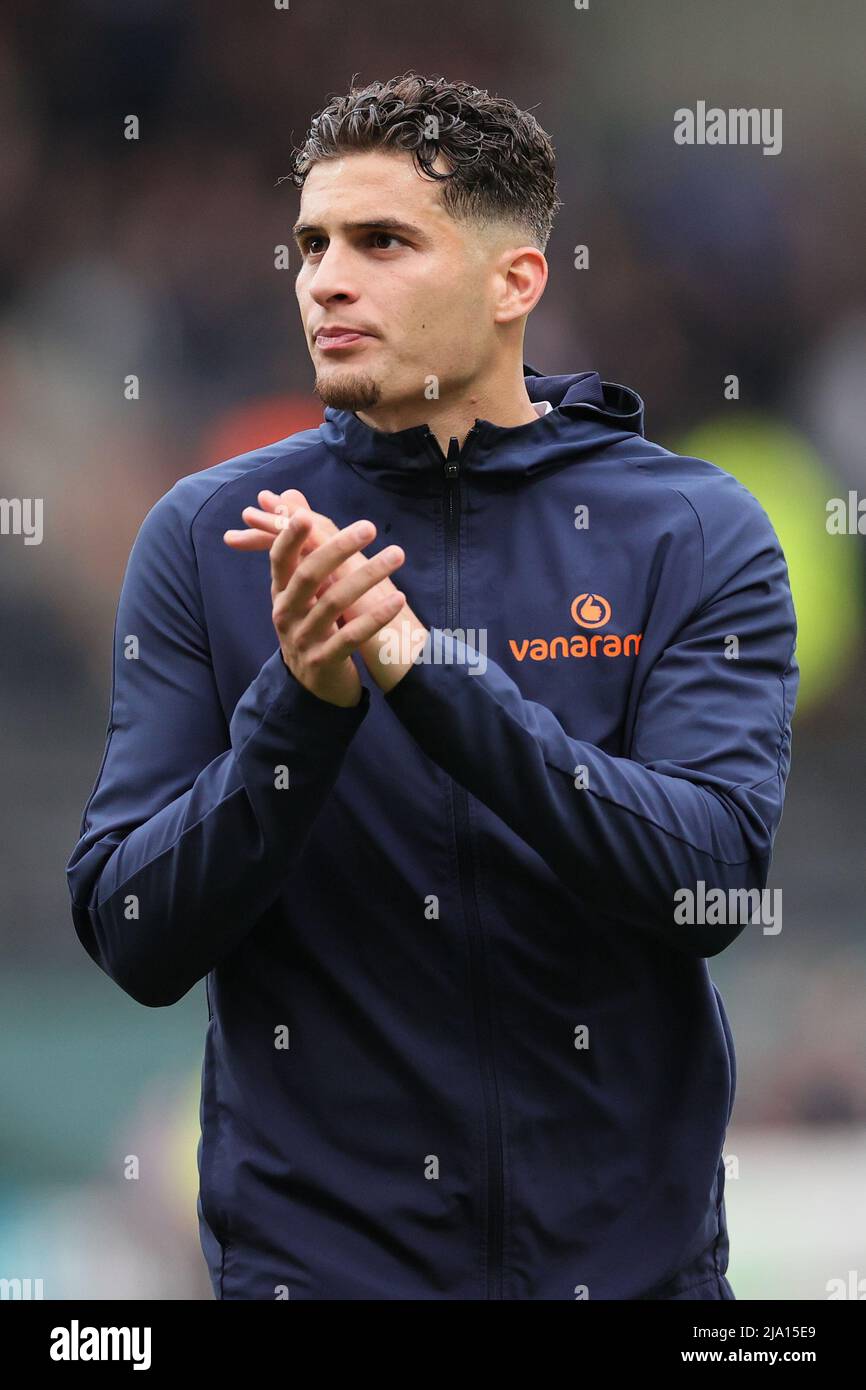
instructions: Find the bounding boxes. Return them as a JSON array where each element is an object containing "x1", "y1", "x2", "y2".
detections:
[{"x1": 314, "y1": 371, "x2": 381, "y2": 412}]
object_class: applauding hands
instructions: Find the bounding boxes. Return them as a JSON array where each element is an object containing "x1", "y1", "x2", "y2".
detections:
[{"x1": 224, "y1": 489, "x2": 427, "y2": 704}]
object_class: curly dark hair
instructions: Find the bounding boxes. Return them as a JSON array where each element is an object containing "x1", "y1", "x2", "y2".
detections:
[{"x1": 289, "y1": 71, "x2": 561, "y2": 251}]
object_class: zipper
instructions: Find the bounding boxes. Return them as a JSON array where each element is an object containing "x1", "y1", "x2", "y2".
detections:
[{"x1": 424, "y1": 424, "x2": 506, "y2": 1300}]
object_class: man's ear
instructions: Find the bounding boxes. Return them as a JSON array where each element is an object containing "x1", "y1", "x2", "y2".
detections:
[{"x1": 493, "y1": 245, "x2": 548, "y2": 325}]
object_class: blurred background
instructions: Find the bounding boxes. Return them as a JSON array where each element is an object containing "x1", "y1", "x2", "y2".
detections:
[{"x1": 1, "y1": 0, "x2": 864, "y2": 1300}]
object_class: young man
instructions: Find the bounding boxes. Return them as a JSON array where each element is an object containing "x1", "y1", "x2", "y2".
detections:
[{"x1": 67, "y1": 73, "x2": 798, "y2": 1300}]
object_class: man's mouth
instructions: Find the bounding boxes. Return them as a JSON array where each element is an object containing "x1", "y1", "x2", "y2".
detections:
[{"x1": 314, "y1": 328, "x2": 374, "y2": 351}]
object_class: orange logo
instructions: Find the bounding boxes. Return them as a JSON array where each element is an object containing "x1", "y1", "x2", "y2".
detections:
[
  {"x1": 506, "y1": 593, "x2": 643, "y2": 664},
  {"x1": 570, "y1": 593, "x2": 611, "y2": 629}
]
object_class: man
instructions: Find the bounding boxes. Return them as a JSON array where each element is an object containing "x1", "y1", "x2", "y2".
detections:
[{"x1": 67, "y1": 73, "x2": 798, "y2": 1300}]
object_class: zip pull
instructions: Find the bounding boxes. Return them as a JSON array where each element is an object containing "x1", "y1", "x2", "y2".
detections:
[{"x1": 444, "y1": 436, "x2": 460, "y2": 479}]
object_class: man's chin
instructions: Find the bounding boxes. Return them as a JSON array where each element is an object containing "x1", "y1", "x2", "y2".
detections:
[{"x1": 314, "y1": 370, "x2": 381, "y2": 412}]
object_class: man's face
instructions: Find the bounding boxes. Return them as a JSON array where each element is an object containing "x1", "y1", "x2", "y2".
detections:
[{"x1": 294, "y1": 149, "x2": 506, "y2": 415}]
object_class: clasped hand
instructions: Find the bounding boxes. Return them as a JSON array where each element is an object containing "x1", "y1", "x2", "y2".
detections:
[{"x1": 224, "y1": 489, "x2": 428, "y2": 706}]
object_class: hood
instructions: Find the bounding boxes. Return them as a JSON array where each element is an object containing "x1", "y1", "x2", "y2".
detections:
[{"x1": 320, "y1": 364, "x2": 645, "y2": 492}]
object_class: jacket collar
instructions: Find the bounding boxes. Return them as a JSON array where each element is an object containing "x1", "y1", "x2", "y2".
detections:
[{"x1": 320, "y1": 364, "x2": 645, "y2": 493}]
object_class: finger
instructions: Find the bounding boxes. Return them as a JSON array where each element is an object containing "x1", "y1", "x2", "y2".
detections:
[
  {"x1": 270, "y1": 509, "x2": 315, "y2": 598},
  {"x1": 272, "y1": 502, "x2": 340, "y2": 549},
  {"x1": 274, "y1": 518, "x2": 376, "y2": 617},
  {"x1": 225, "y1": 524, "x2": 322, "y2": 557},
  {"x1": 225, "y1": 497, "x2": 329, "y2": 553},
  {"x1": 244, "y1": 503, "x2": 334, "y2": 546},
  {"x1": 315, "y1": 588, "x2": 406, "y2": 664},
  {"x1": 258, "y1": 489, "x2": 312, "y2": 511},
  {"x1": 223, "y1": 526, "x2": 276, "y2": 551},
  {"x1": 259, "y1": 487, "x2": 311, "y2": 512},
  {"x1": 296, "y1": 545, "x2": 405, "y2": 646},
  {"x1": 259, "y1": 491, "x2": 342, "y2": 547},
  {"x1": 242, "y1": 506, "x2": 291, "y2": 536},
  {"x1": 247, "y1": 505, "x2": 341, "y2": 567}
]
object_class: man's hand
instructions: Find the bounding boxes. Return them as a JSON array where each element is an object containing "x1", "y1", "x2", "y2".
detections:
[
  {"x1": 226, "y1": 489, "x2": 398, "y2": 620},
  {"x1": 259, "y1": 505, "x2": 406, "y2": 707},
  {"x1": 224, "y1": 490, "x2": 430, "y2": 693}
]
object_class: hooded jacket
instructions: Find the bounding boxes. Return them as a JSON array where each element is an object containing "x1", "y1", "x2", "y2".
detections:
[{"x1": 66, "y1": 366, "x2": 798, "y2": 1300}]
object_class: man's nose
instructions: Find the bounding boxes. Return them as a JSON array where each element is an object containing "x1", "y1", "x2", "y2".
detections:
[{"x1": 308, "y1": 244, "x2": 360, "y2": 305}]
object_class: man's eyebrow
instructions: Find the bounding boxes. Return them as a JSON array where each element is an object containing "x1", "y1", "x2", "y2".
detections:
[{"x1": 291, "y1": 218, "x2": 428, "y2": 243}]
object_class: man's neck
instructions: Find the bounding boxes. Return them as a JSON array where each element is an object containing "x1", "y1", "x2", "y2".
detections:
[{"x1": 355, "y1": 368, "x2": 542, "y2": 455}]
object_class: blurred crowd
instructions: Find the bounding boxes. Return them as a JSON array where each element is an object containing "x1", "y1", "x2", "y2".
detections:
[{"x1": 0, "y1": 0, "x2": 863, "y2": 1298}]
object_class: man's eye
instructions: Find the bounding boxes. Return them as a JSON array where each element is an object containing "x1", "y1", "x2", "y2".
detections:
[
  {"x1": 300, "y1": 232, "x2": 402, "y2": 258},
  {"x1": 370, "y1": 232, "x2": 401, "y2": 250}
]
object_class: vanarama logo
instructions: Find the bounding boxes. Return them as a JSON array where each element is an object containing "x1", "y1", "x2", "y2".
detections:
[
  {"x1": 508, "y1": 594, "x2": 643, "y2": 662},
  {"x1": 571, "y1": 593, "x2": 611, "y2": 628}
]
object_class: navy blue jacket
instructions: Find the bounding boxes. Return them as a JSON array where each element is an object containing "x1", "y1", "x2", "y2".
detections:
[{"x1": 66, "y1": 367, "x2": 798, "y2": 1299}]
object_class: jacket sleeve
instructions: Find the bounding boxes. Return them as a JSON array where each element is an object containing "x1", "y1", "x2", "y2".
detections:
[
  {"x1": 384, "y1": 488, "x2": 798, "y2": 958},
  {"x1": 66, "y1": 483, "x2": 370, "y2": 1007}
]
